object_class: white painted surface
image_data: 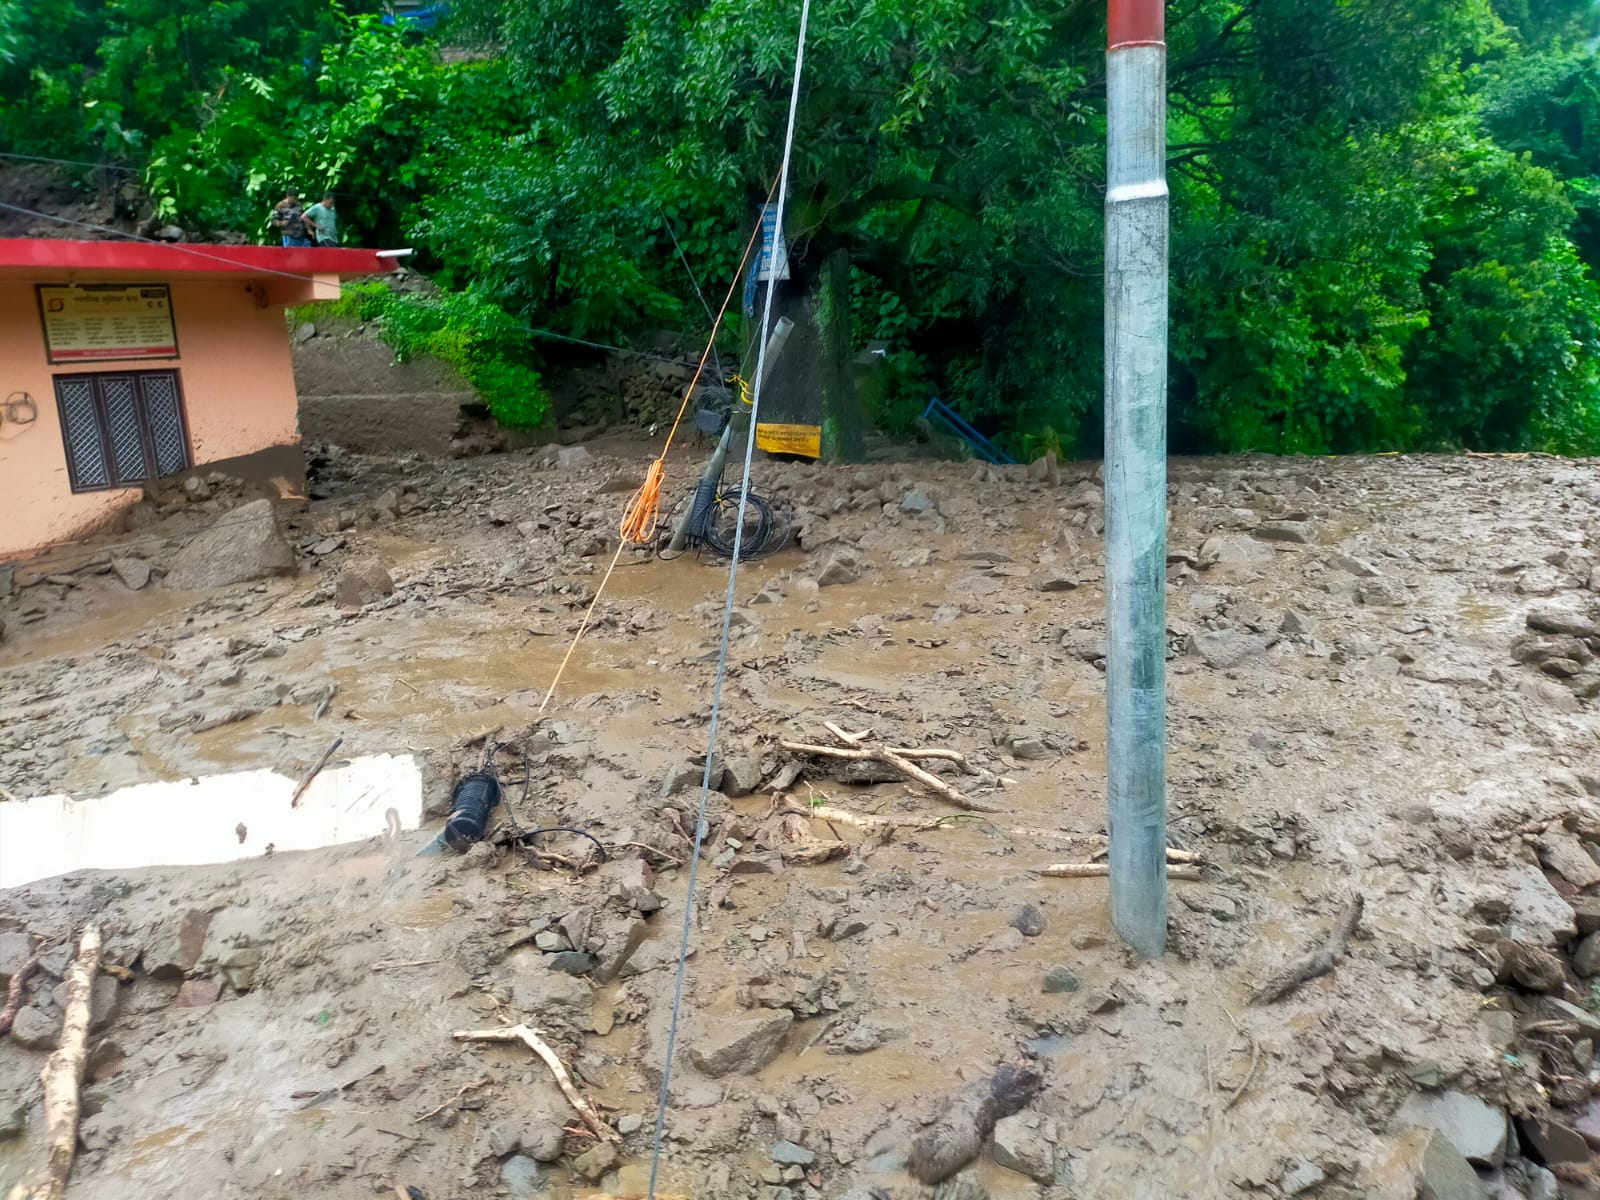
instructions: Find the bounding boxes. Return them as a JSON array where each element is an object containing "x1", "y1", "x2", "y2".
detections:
[{"x1": 0, "y1": 754, "x2": 423, "y2": 889}]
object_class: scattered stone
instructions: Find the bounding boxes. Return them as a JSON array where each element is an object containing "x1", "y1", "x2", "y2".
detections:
[
  {"x1": 111, "y1": 557, "x2": 152, "y2": 590},
  {"x1": 511, "y1": 971, "x2": 590, "y2": 1026},
  {"x1": 1503, "y1": 865, "x2": 1577, "y2": 945},
  {"x1": 1197, "y1": 536, "x2": 1273, "y2": 567},
  {"x1": 175, "y1": 978, "x2": 223, "y2": 1008},
  {"x1": 659, "y1": 762, "x2": 703, "y2": 798},
  {"x1": 1538, "y1": 832, "x2": 1600, "y2": 891},
  {"x1": 1544, "y1": 997, "x2": 1600, "y2": 1038},
  {"x1": 557, "y1": 445, "x2": 592, "y2": 470},
  {"x1": 1526, "y1": 607, "x2": 1600, "y2": 640},
  {"x1": 0, "y1": 931, "x2": 33, "y2": 983},
  {"x1": 901, "y1": 490, "x2": 934, "y2": 514},
  {"x1": 617, "y1": 1113, "x2": 643, "y2": 1136},
  {"x1": 571, "y1": 1141, "x2": 619, "y2": 1182},
  {"x1": 1515, "y1": 1113, "x2": 1590, "y2": 1167},
  {"x1": 1027, "y1": 454, "x2": 1060, "y2": 485},
  {"x1": 1575, "y1": 896, "x2": 1600, "y2": 935},
  {"x1": 148, "y1": 909, "x2": 213, "y2": 979},
  {"x1": 499, "y1": 1156, "x2": 542, "y2": 1199},
  {"x1": 1253, "y1": 520, "x2": 1317, "y2": 544},
  {"x1": 1041, "y1": 966, "x2": 1080, "y2": 994},
  {"x1": 817, "y1": 550, "x2": 865, "y2": 587},
  {"x1": 49, "y1": 975, "x2": 119, "y2": 1031},
  {"x1": 546, "y1": 951, "x2": 598, "y2": 976},
  {"x1": 1357, "y1": 577, "x2": 1408, "y2": 606},
  {"x1": 1573, "y1": 932, "x2": 1600, "y2": 977},
  {"x1": 1396, "y1": 1091, "x2": 1509, "y2": 1167},
  {"x1": 219, "y1": 947, "x2": 262, "y2": 991},
  {"x1": 1415, "y1": 1130, "x2": 1483, "y2": 1200},
  {"x1": 9, "y1": 1005, "x2": 60, "y2": 1051},
  {"x1": 842, "y1": 1023, "x2": 891, "y2": 1054},
  {"x1": 991, "y1": 1114, "x2": 1053, "y2": 1183},
  {"x1": 721, "y1": 755, "x2": 764, "y2": 798},
  {"x1": 0, "y1": 1103, "x2": 23, "y2": 1140},
  {"x1": 164, "y1": 499, "x2": 295, "y2": 590},
  {"x1": 1030, "y1": 572, "x2": 1077, "y2": 593},
  {"x1": 1191, "y1": 629, "x2": 1270, "y2": 669},
  {"x1": 520, "y1": 1122, "x2": 564, "y2": 1162},
  {"x1": 334, "y1": 562, "x2": 394, "y2": 608},
  {"x1": 1332, "y1": 553, "x2": 1383, "y2": 577},
  {"x1": 1279, "y1": 608, "x2": 1317, "y2": 637},
  {"x1": 1010, "y1": 904, "x2": 1047, "y2": 938},
  {"x1": 687, "y1": 1011, "x2": 794, "y2": 1077},
  {"x1": 1281, "y1": 1159, "x2": 1327, "y2": 1197},
  {"x1": 533, "y1": 930, "x2": 568, "y2": 953},
  {"x1": 771, "y1": 1140, "x2": 816, "y2": 1167}
]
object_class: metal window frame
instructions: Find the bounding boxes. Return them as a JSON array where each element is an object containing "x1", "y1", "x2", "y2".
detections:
[{"x1": 52, "y1": 369, "x2": 192, "y2": 494}]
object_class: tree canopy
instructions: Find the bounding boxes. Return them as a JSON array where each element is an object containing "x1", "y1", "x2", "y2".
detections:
[{"x1": 4, "y1": 0, "x2": 1598, "y2": 452}]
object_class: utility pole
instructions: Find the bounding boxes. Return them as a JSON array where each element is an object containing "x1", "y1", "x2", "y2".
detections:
[{"x1": 1104, "y1": 0, "x2": 1169, "y2": 957}]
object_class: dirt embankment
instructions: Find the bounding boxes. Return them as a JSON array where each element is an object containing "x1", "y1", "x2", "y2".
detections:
[{"x1": 2, "y1": 445, "x2": 1600, "y2": 1200}]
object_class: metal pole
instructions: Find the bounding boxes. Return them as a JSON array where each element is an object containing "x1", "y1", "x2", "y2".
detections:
[
  {"x1": 666, "y1": 317, "x2": 793, "y2": 554},
  {"x1": 1104, "y1": 0, "x2": 1168, "y2": 958}
]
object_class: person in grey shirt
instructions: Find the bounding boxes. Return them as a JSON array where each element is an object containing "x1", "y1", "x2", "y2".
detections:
[{"x1": 303, "y1": 193, "x2": 339, "y2": 247}]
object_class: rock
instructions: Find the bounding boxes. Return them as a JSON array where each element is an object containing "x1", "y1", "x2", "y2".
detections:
[
  {"x1": 533, "y1": 930, "x2": 568, "y2": 953},
  {"x1": 1575, "y1": 896, "x2": 1600, "y2": 934},
  {"x1": 1544, "y1": 997, "x2": 1600, "y2": 1038},
  {"x1": 1027, "y1": 454, "x2": 1060, "y2": 485},
  {"x1": 1416, "y1": 1130, "x2": 1485, "y2": 1200},
  {"x1": 557, "y1": 445, "x2": 592, "y2": 469},
  {"x1": 1573, "y1": 932, "x2": 1600, "y2": 977},
  {"x1": 1192, "y1": 629, "x2": 1270, "y2": 669},
  {"x1": 111, "y1": 557, "x2": 152, "y2": 590},
  {"x1": 721, "y1": 755, "x2": 764, "y2": 798},
  {"x1": 373, "y1": 489, "x2": 401, "y2": 519},
  {"x1": 659, "y1": 762, "x2": 704, "y2": 798},
  {"x1": 175, "y1": 978, "x2": 223, "y2": 1007},
  {"x1": 901, "y1": 490, "x2": 934, "y2": 514},
  {"x1": 520, "y1": 1122, "x2": 564, "y2": 1162},
  {"x1": 1280, "y1": 609, "x2": 1318, "y2": 637},
  {"x1": 1197, "y1": 536, "x2": 1273, "y2": 567},
  {"x1": 0, "y1": 931, "x2": 33, "y2": 983},
  {"x1": 0, "y1": 563, "x2": 12, "y2": 599},
  {"x1": 49, "y1": 975, "x2": 119, "y2": 1031},
  {"x1": 487, "y1": 1120, "x2": 523, "y2": 1157},
  {"x1": 571, "y1": 1141, "x2": 619, "y2": 1182},
  {"x1": 617, "y1": 1113, "x2": 643, "y2": 1136},
  {"x1": 148, "y1": 909, "x2": 213, "y2": 979},
  {"x1": 1526, "y1": 607, "x2": 1600, "y2": 640},
  {"x1": 182, "y1": 474, "x2": 211, "y2": 500},
  {"x1": 1030, "y1": 572, "x2": 1078, "y2": 593},
  {"x1": 1503, "y1": 865, "x2": 1577, "y2": 945},
  {"x1": 817, "y1": 550, "x2": 865, "y2": 587},
  {"x1": 499, "y1": 1156, "x2": 543, "y2": 1199},
  {"x1": 991, "y1": 1114, "x2": 1053, "y2": 1183},
  {"x1": 1281, "y1": 1160, "x2": 1327, "y2": 1196},
  {"x1": 1332, "y1": 553, "x2": 1383, "y2": 577},
  {"x1": 511, "y1": 971, "x2": 591, "y2": 1027},
  {"x1": 771, "y1": 1140, "x2": 816, "y2": 1167},
  {"x1": 1538, "y1": 833, "x2": 1600, "y2": 891},
  {"x1": 1493, "y1": 939, "x2": 1565, "y2": 991},
  {"x1": 687, "y1": 1011, "x2": 793, "y2": 1077},
  {"x1": 334, "y1": 562, "x2": 394, "y2": 608},
  {"x1": 1010, "y1": 904, "x2": 1047, "y2": 938},
  {"x1": 842, "y1": 1023, "x2": 890, "y2": 1054},
  {"x1": 293, "y1": 321, "x2": 317, "y2": 342},
  {"x1": 0, "y1": 1103, "x2": 23, "y2": 1139},
  {"x1": 1357, "y1": 577, "x2": 1408, "y2": 606},
  {"x1": 1396, "y1": 1091, "x2": 1509, "y2": 1167},
  {"x1": 164, "y1": 500, "x2": 295, "y2": 590},
  {"x1": 1515, "y1": 1114, "x2": 1590, "y2": 1167},
  {"x1": 1254, "y1": 520, "x2": 1317, "y2": 544},
  {"x1": 219, "y1": 947, "x2": 262, "y2": 991},
  {"x1": 1041, "y1": 966, "x2": 1080, "y2": 994},
  {"x1": 9, "y1": 1005, "x2": 60, "y2": 1051},
  {"x1": 546, "y1": 951, "x2": 598, "y2": 976}
]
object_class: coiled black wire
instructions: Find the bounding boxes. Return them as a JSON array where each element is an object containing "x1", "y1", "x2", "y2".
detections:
[{"x1": 663, "y1": 474, "x2": 791, "y2": 562}]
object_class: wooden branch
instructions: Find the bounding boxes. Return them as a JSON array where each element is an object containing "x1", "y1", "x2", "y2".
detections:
[
  {"x1": 1221, "y1": 1010, "x2": 1259, "y2": 1111},
  {"x1": 1037, "y1": 863, "x2": 1203, "y2": 880},
  {"x1": 451, "y1": 1024, "x2": 618, "y2": 1143},
  {"x1": 0, "y1": 947, "x2": 39, "y2": 1036},
  {"x1": 1249, "y1": 894, "x2": 1364, "y2": 1005},
  {"x1": 779, "y1": 739, "x2": 1001, "y2": 813},
  {"x1": 8, "y1": 924, "x2": 102, "y2": 1200},
  {"x1": 290, "y1": 736, "x2": 343, "y2": 808}
]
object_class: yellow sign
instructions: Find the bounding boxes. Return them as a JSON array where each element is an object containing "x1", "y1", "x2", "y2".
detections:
[
  {"x1": 38, "y1": 284, "x2": 178, "y2": 364},
  {"x1": 756, "y1": 422, "x2": 821, "y2": 458}
]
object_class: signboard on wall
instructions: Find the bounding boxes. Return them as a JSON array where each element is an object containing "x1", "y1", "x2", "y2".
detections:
[{"x1": 37, "y1": 284, "x2": 178, "y2": 364}]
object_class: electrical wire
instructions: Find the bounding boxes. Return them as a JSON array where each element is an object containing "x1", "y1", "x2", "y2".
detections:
[
  {"x1": 643, "y1": 1, "x2": 811, "y2": 1196},
  {"x1": 0, "y1": 151, "x2": 140, "y2": 173}
]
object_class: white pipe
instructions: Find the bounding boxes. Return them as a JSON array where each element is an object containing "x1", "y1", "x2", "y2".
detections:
[{"x1": 1104, "y1": 36, "x2": 1169, "y2": 958}]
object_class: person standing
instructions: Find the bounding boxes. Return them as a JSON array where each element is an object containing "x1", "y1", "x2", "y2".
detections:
[
  {"x1": 303, "y1": 193, "x2": 339, "y2": 248},
  {"x1": 271, "y1": 189, "x2": 311, "y2": 247}
]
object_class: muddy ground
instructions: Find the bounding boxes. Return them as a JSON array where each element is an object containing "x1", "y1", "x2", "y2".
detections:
[{"x1": 3, "y1": 442, "x2": 1600, "y2": 1200}]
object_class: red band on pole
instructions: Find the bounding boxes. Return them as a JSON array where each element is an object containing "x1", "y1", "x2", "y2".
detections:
[{"x1": 1108, "y1": 0, "x2": 1164, "y2": 49}]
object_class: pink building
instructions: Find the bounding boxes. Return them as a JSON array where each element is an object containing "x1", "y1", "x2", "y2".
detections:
[{"x1": 0, "y1": 239, "x2": 395, "y2": 559}]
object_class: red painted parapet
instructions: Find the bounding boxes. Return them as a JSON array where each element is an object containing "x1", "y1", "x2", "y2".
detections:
[{"x1": 1108, "y1": 0, "x2": 1164, "y2": 48}]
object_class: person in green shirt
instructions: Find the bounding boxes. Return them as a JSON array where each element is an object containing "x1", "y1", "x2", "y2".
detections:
[{"x1": 303, "y1": 193, "x2": 339, "y2": 247}]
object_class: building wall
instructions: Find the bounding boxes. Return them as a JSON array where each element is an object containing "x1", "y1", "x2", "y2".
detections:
[{"x1": 0, "y1": 278, "x2": 303, "y2": 560}]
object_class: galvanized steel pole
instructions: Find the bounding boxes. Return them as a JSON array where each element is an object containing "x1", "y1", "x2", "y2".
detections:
[{"x1": 1104, "y1": 0, "x2": 1169, "y2": 957}]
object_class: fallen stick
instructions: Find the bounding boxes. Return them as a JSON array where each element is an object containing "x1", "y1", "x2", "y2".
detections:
[
  {"x1": 8, "y1": 924, "x2": 102, "y2": 1200},
  {"x1": 779, "y1": 739, "x2": 1001, "y2": 813},
  {"x1": 1037, "y1": 863, "x2": 1202, "y2": 880},
  {"x1": 452, "y1": 1024, "x2": 618, "y2": 1143},
  {"x1": 1249, "y1": 894, "x2": 1364, "y2": 1005},
  {"x1": 290, "y1": 736, "x2": 344, "y2": 808},
  {"x1": 412, "y1": 1075, "x2": 490, "y2": 1124},
  {"x1": 0, "y1": 947, "x2": 39, "y2": 1036},
  {"x1": 1221, "y1": 1010, "x2": 1259, "y2": 1111}
]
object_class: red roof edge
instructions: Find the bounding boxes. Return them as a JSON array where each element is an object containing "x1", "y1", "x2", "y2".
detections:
[{"x1": 0, "y1": 238, "x2": 398, "y2": 279}]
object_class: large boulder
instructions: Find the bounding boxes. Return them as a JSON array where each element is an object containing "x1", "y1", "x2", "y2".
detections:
[{"x1": 164, "y1": 500, "x2": 295, "y2": 590}]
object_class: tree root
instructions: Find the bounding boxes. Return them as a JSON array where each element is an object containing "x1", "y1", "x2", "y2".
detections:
[{"x1": 1249, "y1": 894, "x2": 1364, "y2": 1005}]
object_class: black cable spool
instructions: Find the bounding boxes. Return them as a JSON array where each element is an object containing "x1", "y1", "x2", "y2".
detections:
[{"x1": 443, "y1": 771, "x2": 502, "y2": 851}]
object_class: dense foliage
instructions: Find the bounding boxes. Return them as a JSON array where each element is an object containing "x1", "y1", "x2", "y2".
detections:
[{"x1": 4, "y1": 0, "x2": 1598, "y2": 453}]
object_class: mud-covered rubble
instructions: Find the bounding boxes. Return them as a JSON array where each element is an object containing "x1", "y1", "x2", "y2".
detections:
[{"x1": 4, "y1": 449, "x2": 1600, "y2": 1198}]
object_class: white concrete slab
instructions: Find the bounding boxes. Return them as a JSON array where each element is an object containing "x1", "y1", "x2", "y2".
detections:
[{"x1": 0, "y1": 753, "x2": 422, "y2": 889}]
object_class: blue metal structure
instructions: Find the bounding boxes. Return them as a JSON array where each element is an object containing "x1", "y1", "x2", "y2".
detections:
[{"x1": 921, "y1": 397, "x2": 1016, "y2": 465}]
